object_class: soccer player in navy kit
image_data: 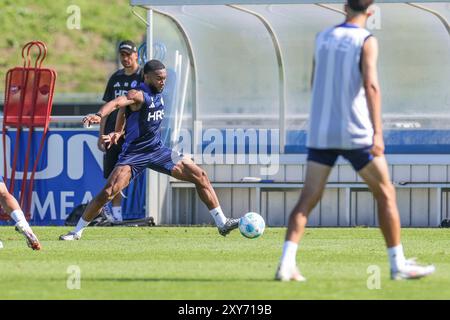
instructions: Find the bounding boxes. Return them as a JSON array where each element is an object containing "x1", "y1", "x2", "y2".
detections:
[
  {"x1": 275, "y1": 0, "x2": 435, "y2": 281},
  {"x1": 99, "y1": 40, "x2": 142, "y2": 222},
  {"x1": 0, "y1": 178, "x2": 41, "y2": 250},
  {"x1": 60, "y1": 60, "x2": 240, "y2": 240}
]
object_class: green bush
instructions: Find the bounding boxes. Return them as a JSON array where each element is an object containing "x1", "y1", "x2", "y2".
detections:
[{"x1": 0, "y1": 0, "x2": 146, "y2": 93}]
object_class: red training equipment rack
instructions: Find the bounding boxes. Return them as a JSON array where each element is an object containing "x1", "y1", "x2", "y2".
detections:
[{"x1": 1, "y1": 41, "x2": 57, "y2": 220}]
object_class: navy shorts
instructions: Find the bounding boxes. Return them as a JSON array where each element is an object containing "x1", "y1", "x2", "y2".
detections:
[
  {"x1": 307, "y1": 147, "x2": 374, "y2": 171},
  {"x1": 116, "y1": 146, "x2": 184, "y2": 179}
]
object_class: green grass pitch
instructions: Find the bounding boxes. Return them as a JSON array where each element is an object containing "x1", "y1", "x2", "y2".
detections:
[{"x1": 0, "y1": 226, "x2": 449, "y2": 299}]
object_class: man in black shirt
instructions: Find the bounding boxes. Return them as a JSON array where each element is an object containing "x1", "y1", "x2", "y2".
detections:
[{"x1": 99, "y1": 40, "x2": 142, "y2": 222}]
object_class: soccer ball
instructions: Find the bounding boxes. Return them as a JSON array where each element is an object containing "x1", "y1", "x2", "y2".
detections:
[{"x1": 239, "y1": 212, "x2": 265, "y2": 239}]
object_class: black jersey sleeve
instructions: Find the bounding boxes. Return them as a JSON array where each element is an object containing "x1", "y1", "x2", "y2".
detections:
[{"x1": 102, "y1": 75, "x2": 115, "y2": 103}]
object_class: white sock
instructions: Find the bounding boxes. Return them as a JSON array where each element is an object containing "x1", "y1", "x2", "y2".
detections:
[
  {"x1": 388, "y1": 244, "x2": 406, "y2": 272},
  {"x1": 210, "y1": 207, "x2": 227, "y2": 228},
  {"x1": 112, "y1": 206, "x2": 122, "y2": 221},
  {"x1": 280, "y1": 241, "x2": 298, "y2": 267},
  {"x1": 11, "y1": 209, "x2": 28, "y2": 226},
  {"x1": 74, "y1": 218, "x2": 90, "y2": 235}
]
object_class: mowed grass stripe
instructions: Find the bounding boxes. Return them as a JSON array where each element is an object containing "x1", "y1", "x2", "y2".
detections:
[{"x1": 0, "y1": 227, "x2": 449, "y2": 299}]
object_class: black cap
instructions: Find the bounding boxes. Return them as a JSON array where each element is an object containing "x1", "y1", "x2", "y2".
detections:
[{"x1": 118, "y1": 40, "x2": 137, "y2": 54}]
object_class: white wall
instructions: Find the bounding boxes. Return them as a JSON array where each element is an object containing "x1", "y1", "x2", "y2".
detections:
[{"x1": 156, "y1": 156, "x2": 450, "y2": 227}]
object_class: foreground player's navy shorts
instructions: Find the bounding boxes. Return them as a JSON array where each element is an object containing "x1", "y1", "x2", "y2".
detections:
[
  {"x1": 307, "y1": 146, "x2": 374, "y2": 171},
  {"x1": 116, "y1": 146, "x2": 184, "y2": 179}
]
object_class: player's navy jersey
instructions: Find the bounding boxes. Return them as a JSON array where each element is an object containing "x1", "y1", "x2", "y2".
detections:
[
  {"x1": 122, "y1": 82, "x2": 166, "y2": 154},
  {"x1": 103, "y1": 67, "x2": 142, "y2": 135}
]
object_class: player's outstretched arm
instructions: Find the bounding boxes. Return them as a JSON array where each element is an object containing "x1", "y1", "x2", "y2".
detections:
[
  {"x1": 362, "y1": 36, "x2": 384, "y2": 156},
  {"x1": 111, "y1": 108, "x2": 126, "y2": 146},
  {"x1": 126, "y1": 89, "x2": 145, "y2": 111},
  {"x1": 101, "y1": 107, "x2": 127, "y2": 148},
  {"x1": 97, "y1": 116, "x2": 107, "y2": 152},
  {"x1": 114, "y1": 107, "x2": 126, "y2": 136},
  {"x1": 82, "y1": 96, "x2": 135, "y2": 127}
]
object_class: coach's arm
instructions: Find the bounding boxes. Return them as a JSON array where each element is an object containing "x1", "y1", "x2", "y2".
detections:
[{"x1": 362, "y1": 36, "x2": 384, "y2": 157}]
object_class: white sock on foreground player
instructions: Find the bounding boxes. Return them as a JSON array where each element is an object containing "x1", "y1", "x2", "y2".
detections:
[
  {"x1": 0, "y1": 210, "x2": 29, "y2": 235},
  {"x1": 277, "y1": 240, "x2": 435, "y2": 281},
  {"x1": 11, "y1": 209, "x2": 28, "y2": 227},
  {"x1": 279, "y1": 242, "x2": 409, "y2": 270},
  {"x1": 10, "y1": 209, "x2": 41, "y2": 250}
]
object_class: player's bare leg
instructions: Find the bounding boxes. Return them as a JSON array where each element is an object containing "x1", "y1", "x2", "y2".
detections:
[
  {"x1": 285, "y1": 162, "x2": 332, "y2": 244},
  {"x1": 358, "y1": 156, "x2": 435, "y2": 280},
  {"x1": 358, "y1": 156, "x2": 400, "y2": 247},
  {"x1": 59, "y1": 165, "x2": 132, "y2": 240},
  {"x1": 84, "y1": 165, "x2": 132, "y2": 221},
  {"x1": 171, "y1": 157, "x2": 239, "y2": 236},
  {"x1": 0, "y1": 182, "x2": 41, "y2": 250},
  {"x1": 275, "y1": 161, "x2": 331, "y2": 281},
  {"x1": 172, "y1": 158, "x2": 219, "y2": 209}
]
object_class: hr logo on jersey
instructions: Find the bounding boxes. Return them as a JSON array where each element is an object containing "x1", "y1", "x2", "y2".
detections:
[
  {"x1": 114, "y1": 90, "x2": 128, "y2": 98},
  {"x1": 148, "y1": 110, "x2": 164, "y2": 122}
]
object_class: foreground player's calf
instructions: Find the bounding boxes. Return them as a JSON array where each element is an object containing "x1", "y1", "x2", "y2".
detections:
[{"x1": 0, "y1": 180, "x2": 41, "y2": 250}]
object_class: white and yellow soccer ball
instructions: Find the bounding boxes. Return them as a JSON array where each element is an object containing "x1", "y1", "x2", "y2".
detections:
[{"x1": 239, "y1": 212, "x2": 265, "y2": 239}]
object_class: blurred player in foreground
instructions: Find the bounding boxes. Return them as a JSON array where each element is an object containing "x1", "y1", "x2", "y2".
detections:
[{"x1": 276, "y1": 0, "x2": 435, "y2": 281}]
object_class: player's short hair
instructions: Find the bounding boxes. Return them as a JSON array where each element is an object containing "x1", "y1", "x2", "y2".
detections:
[
  {"x1": 347, "y1": 0, "x2": 374, "y2": 12},
  {"x1": 143, "y1": 60, "x2": 166, "y2": 74}
]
